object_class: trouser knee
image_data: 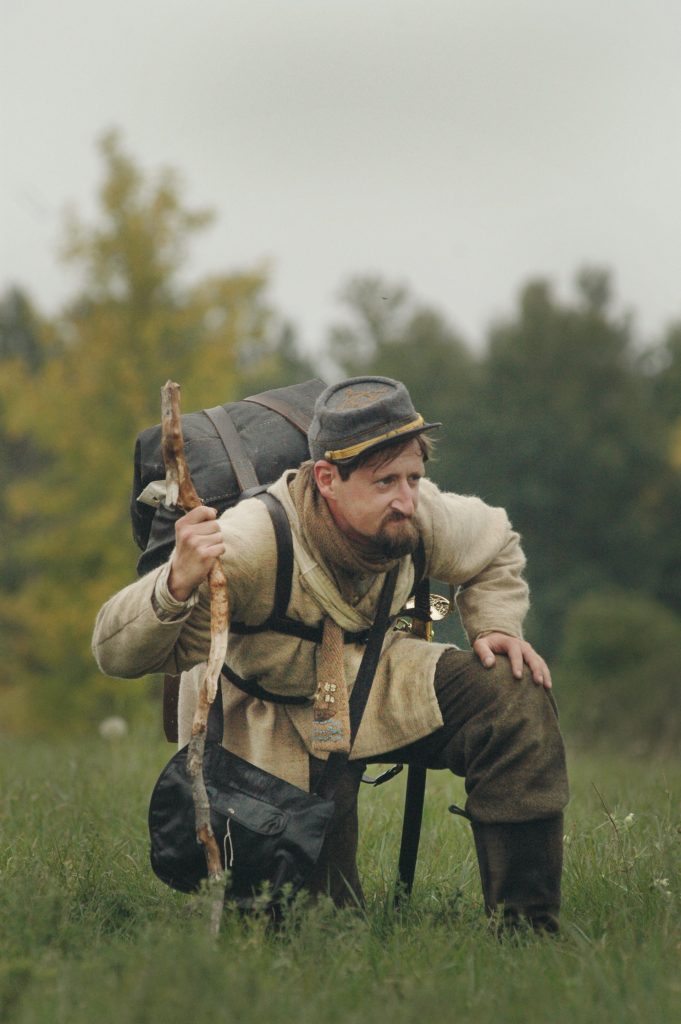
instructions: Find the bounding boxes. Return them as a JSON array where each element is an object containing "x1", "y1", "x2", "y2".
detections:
[{"x1": 434, "y1": 649, "x2": 569, "y2": 823}]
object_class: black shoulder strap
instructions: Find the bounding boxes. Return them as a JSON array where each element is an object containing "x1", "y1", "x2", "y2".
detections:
[
  {"x1": 411, "y1": 534, "x2": 427, "y2": 593},
  {"x1": 254, "y1": 491, "x2": 294, "y2": 619},
  {"x1": 228, "y1": 489, "x2": 328, "y2": 644},
  {"x1": 315, "y1": 565, "x2": 399, "y2": 800},
  {"x1": 348, "y1": 565, "x2": 398, "y2": 740}
]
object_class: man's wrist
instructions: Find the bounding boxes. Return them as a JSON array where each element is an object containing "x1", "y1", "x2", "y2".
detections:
[
  {"x1": 167, "y1": 565, "x2": 193, "y2": 603},
  {"x1": 152, "y1": 562, "x2": 199, "y2": 621}
]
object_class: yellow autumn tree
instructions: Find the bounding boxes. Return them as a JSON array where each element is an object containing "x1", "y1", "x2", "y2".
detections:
[{"x1": 0, "y1": 132, "x2": 278, "y2": 733}]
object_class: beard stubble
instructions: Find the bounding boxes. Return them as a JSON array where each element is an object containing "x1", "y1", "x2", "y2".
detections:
[{"x1": 374, "y1": 511, "x2": 420, "y2": 559}]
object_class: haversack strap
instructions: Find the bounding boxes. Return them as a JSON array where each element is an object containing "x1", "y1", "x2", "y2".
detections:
[
  {"x1": 242, "y1": 392, "x2": 314, "y2": 434},
  {"x1": 221, "y1": 663, "x2": 312, "y2": 706},
  {"x1": 254, "y1": 491, "x2": 294, "y2": 619},
  {"x1": 314, "y1": 565, "x2": 398, "y2": 800},
  {"x1": 203, "y1": 405, "x2": 260, "y2": 493}
]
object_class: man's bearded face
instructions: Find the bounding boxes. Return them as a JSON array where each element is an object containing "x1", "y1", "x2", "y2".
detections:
[{"x1": 319, "y1": 438, "x2": 425, "y2": 555}]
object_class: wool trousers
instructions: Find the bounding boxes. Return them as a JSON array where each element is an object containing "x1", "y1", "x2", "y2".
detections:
[{"x1": 308, "y1": 648, "x2": 569, "y2": 922}]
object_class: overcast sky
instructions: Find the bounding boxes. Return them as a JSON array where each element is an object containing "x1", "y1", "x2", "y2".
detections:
[{"x1": 3, "y1": 1, "x2": 681, "y2": 353}]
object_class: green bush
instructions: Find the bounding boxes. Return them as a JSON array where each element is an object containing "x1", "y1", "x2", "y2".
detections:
[{"x1": 554, "y1": 588, "x2": 681, "y2": 754}]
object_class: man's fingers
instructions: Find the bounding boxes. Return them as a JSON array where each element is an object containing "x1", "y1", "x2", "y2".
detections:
[
  {"x1": 519, "y1": 642, "x2": 552, "y2": 689},
  {"x1": 474, "y1": 633, "x2": 553, "y2": 690},
  {"x1": 483, "y1": 635, "x2": 524, "y2": 678},
  {"x1": 515, "y1": 647, "x2": 551, "y2": 690},
  {"x1": 180, "y1": 504, "x2": 217, "y2": 522},
  {"x1": 200, "y1": 542, "x2": 227, "y2": 562},
  {"x1": 175, "y1": 507, "x2": 224, "y2": 555},
  {"x1": 532, "y1": 657, "x2": 552, "y2": 690},
  {"x1": 176, "y1": 507, "x2": 220, "y2": 539},
  {"x1": 167, "y1": 506, "x2": 225, "y2": 601},
  {"x1": 182, "y1": 525, "x2": 224, "y2": 550},
  {"x1": 180, "y1": 520, "x2": 222, "y2": 536},
  {"x1": 508, "y1": 642, "x2": 525, "y2": 679},
  {"x1": 473, "y1": 638, "x2": 496, "y2": 668}
]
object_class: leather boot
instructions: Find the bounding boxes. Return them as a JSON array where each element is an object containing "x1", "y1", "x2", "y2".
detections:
[
  {"x1": 471, "y1": 815, "x2": 564, "y2": 933},
  {"x1": 307, "y1": 757, "x2": 365, "y2": 908}
]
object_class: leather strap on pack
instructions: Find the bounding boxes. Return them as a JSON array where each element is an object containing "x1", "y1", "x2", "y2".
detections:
[
  {"x1": 221, "y1": 663, "x2": 311, "y2": 706},
  {"x1": 203, "y1": 405, "x2": 260, "y2": 493},
  {"x1": 243, "y1": 391, "x2": 314, "y2": 434}
]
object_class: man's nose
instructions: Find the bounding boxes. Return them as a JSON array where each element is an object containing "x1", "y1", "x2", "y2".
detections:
[{"x1": 391, "y1": 482, "x2": 415, "y2": 517}]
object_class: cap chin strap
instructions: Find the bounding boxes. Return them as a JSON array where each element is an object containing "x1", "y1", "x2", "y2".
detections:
[{"x1": 324, "y1": 415, "x2": 425, "y2": 462}]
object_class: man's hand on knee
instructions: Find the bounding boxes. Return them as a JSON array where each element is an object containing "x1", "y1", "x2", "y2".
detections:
[{"x1": 473, "y1": 632, "x2": 552, "y2": 690}]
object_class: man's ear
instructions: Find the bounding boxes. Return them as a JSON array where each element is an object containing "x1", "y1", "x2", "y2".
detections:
[{"x1": 313, "y1": 460, "x2": 339, "y2": 501}]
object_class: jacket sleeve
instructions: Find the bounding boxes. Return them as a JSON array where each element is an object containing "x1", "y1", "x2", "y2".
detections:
[
  {"x1": 91, "y1": 562, "x2": 213, "y2": 677},
  {"x1": 416, "y1": 479, "x2": 530, "y2": 643},
  {"x1": 92, "y1": 496, "x2": 278, "y2": 679}
]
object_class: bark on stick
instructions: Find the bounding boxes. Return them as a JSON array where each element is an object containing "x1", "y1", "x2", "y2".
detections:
[{"x1": 160, "y1": 380, "x2": 229, "y2": 932}]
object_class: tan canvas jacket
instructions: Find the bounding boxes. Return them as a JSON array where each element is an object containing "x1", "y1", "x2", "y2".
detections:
[{"x1": 92, "y1": 472, "x2": 529, "y2": 789}]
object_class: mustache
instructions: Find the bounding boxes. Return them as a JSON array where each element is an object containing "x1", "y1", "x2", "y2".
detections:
[{"x1": 384, "y1": 510, "x2": 413, "y2": 524}]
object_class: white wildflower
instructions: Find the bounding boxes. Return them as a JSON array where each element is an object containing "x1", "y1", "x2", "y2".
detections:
[{"x1": 98, "y1": 716, "x2": 129, "y2": 740}]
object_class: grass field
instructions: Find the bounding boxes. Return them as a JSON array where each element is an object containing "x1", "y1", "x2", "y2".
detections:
[{"x1": 1, "y1": 728, "x2": 679, "y2": 1024}]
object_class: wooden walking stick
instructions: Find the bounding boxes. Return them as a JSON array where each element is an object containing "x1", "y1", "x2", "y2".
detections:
[{"x1": 161, "y1": 380, "x2": 229, "y2": 935}]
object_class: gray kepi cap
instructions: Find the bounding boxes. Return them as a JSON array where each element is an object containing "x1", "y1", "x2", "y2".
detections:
[{"x1": 308, "y1": 376, "x2": 440, "y2": 464}]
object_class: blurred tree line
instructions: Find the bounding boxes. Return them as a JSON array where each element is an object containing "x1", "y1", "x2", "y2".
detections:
[{"x1": 1, "y1": 135, "x2": 679, "y2": 753}]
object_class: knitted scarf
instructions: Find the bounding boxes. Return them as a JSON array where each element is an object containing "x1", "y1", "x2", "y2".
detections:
[
  {"x1": 290, "y1": 463, "x2": 400, "y2": 755},
  {"x1": 290, "y1": 462, "x2": 402, "y2": 580}
]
